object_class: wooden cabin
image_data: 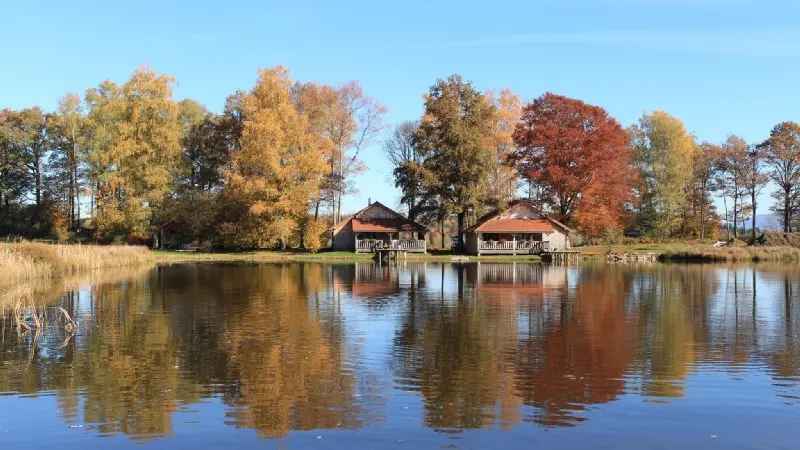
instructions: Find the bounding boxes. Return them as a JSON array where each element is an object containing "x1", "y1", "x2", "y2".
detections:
[
  {"x1": 464, "y1": 200, "x2": 571, "y2": 256},
  {"x1": 331, "y1": 201, "x2": 428, "y2": 253}
]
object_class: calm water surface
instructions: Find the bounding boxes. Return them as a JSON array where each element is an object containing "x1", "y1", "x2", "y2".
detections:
[{"x1": 1, "y1": 262, "x2": 799, "y2": 449}]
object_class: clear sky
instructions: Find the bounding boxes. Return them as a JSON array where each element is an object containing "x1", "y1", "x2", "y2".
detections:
[{"x1": 1, "y1": 0, "x2": 798, "y2": 216}]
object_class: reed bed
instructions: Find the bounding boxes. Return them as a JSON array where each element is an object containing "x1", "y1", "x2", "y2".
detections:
[
  {"x1": 0, "y1": 242, "x2": 154, "y2": 293},
  {"x1": 660, "y1": 246, "x2": 800, "y2": 263}
]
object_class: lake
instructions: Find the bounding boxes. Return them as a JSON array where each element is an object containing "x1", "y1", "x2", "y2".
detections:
[{"x1": 1, "y1": 262, "x2": 799, "y2": 449}]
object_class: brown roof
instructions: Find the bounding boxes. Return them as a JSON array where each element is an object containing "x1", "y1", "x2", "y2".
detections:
[
  {"x1": 465, "y1": 199, "x2": 570, "y2": 234},
  {"x1": 470, "y1": 218, "x2": 555, "y2": 233},
  {"x1": 352, "y1": 218, "x2": 427, "y2": 233},
  {"x1": 331, "y1": 201, "x2": 428, "y2": 233}
]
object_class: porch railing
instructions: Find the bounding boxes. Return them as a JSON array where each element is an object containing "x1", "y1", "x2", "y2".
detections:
[
  {"x1": 393, "y1": 239, "x2": 426, "y2": 250},
  {"x1": 479, "y1": 240, "x2": 549, "y2": 253},
  {"x1": 356, "y1": 240, "x2": 377, "y2": 250}
]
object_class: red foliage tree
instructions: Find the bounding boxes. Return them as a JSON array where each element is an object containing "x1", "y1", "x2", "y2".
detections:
[{"x1": 511, "y1": 93, "x2": 637, "y2": 236}]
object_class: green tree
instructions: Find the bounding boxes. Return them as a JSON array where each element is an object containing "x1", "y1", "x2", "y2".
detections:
[
  {"x1": 177, "y1": 101, "x2": 229, "y2": 193},
  {"x1": 17, "y1": 107, "x2": 49, "y2": 209},
  {"x1": 413, "y1": 75, "x2": 496, "y2": 250},
  {"x1": 384, "y1": 120, "x2": 434, "y2": 221},
  {"x1": 47, "y1": 93, "x2": 87, "y2": 230},
  {"x1": 630, "y1": 111, "x2": 695, "y2": 236},
  {"x1": 0, "y1": 110, "x2": 30, "y2": 221},
  {"x1": 720, "y1": 135, "x2": 750, "y2": 239}
]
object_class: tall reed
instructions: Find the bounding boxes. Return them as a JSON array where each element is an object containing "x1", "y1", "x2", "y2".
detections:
[{"x1": 0, "y1": 243, "x2": 154, "y2": 292}]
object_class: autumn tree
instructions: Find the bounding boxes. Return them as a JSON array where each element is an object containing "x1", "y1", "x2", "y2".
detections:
[
  {"x1": 630, "y1": 111, "x2": 695, "y2": 236},
  {"x1": 760, "y1": 122, "x2": 800, "y2": 232},
  {"x1": 291, "y1": 80, "x2": 386, "y2": 224},
  {"x1": 84, "y1": 80, "x2": 123, "y2": 219},
  {"x1": 219, "y1": 67, "x2": 329, "y2": 249},
  {"x1": 88, "y1": 68, "x2": 183, "y2": 237},
  {"x1": 485, "y1": 89, "x2": 521, "y2": 207},
  {"x1": 511, "y1": 93, "x2": 636, "y2": 236},
  {"x1": 413, "y1": 75, "x2": 496, "y2": 251}
]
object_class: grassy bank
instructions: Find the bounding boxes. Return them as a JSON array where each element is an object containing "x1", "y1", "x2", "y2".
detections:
[
  {"x1": 1, "y1": 243, "x2": 155, "y2": 294},
  {"x1": 577, "y1": 242, "x2": 800, "y2": 263},
  {"x1": 659, "y1": 246, "x2": 800, "y2": 263}
]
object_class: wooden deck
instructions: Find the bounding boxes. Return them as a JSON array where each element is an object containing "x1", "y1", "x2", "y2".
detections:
[
  {"x1": 541, "y1": 250, "x2": 582, "y2": 264},
  {"x1": 355, "y1": 239, "x2": 426, "y2": 254}
]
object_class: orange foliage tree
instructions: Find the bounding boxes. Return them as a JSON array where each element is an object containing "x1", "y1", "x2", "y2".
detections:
[{"x1": 511, "y1": 93, "x2": 637, "y2": 236}]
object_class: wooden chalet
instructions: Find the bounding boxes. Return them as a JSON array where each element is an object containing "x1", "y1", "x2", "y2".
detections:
[
  {"x1": 331, "y1": 201, "x2": 428, "y2": 253},
  {"x1": 464, "y1": 200, "x2": 571, "y2": 256}
]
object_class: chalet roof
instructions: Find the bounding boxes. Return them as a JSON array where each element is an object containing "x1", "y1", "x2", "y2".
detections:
[
  {"x1": 465, "y1": 199, "x2": 571, "y2": 234},
  {"x1": 470, "y1": 218, "x2": 555, "y2": 233},
  {"x1": 331, "y1": 201, "x2": 428, "y2": 233},
  {"x1": 352, "y1": 218, "x2": 426, "y2": 232}
]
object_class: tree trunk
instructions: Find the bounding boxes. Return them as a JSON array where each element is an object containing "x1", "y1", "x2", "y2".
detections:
[
  {"x1": 457, "y1": 210, "x2": 466, "y2": 253},
  {"x1": 440, "y1": 220, "x2": 445, "y2": 250},
  {"x1": 35, "y1": 163, "x2": 41, "y2": 208},
  {"x1": 722, "y1": 196, "x2": 729, "y2": 240},
  {"x1": 751, "y1": 190, "x2": 757, "y2": 243},
  {"x1": 784, "y1": 186, "x2": 791, "y2": 233},
  {"x1": 699, "y1": 184, "x2": 706, "y2": 240},
  {"x1": 337, "y1": 192, "x2": 342, "y2": 225}
]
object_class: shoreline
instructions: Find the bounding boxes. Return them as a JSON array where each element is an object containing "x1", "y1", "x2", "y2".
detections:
[
  {"x1": 152, "y1": 250, "x2": 545, "y2": 264},
  {"x1": 5, "y1": 243, "x2": 800, "y2": 302}
]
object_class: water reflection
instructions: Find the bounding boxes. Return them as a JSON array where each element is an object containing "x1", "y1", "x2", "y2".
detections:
[{"x1": 1, "y1": 262, "x2": 800, "y2": 444}]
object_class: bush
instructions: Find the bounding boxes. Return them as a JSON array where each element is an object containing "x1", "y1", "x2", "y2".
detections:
[{"x1": 303, "y1": 219, "x2": 328, "y2": 253}]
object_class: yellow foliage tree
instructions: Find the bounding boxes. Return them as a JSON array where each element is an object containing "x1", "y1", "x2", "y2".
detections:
[
  {"x1": 485, "y1": 88, "x2": 521, "y2": 207},
  {"x1": 220, "y1": 67, "x2": 329, "y2": 249},
  {"x1": 90, "y1": 67, "x2": 182, "y2": 236},
  {"x1": 630, "y1": 111, "x2": 695, "y2": 236}
]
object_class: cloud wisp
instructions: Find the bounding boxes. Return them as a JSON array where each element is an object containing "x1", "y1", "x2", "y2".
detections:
[{"x1": 438, "y1": 27, "x2": 800, "y2": 58}]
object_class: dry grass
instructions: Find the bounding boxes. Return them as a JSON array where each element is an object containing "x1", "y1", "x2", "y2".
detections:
[
  {"x1": 660, "y1": 246, "x2": 800, "y2": 263},
  {"x1": 0, "y1": 243, "x2": 154, "y2": 293}
]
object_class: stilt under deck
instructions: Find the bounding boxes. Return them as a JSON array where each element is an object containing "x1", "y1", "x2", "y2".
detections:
[{"x1": 541, "y1": 250, "x2": 582, "y2": 264}]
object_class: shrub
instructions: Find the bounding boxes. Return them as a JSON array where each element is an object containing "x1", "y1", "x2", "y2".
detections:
[{"x1": 303, "y1": 219, "x2": 328, "y2": 253}]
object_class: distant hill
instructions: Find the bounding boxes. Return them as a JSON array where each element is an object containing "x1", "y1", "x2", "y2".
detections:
[{"x1": 755, "y1": 214, "x2": 781, "y2": 231}]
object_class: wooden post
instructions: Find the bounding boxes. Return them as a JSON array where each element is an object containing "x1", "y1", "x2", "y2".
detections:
[{"x1": 512, "y1": 234, "x2": 516, "y2": 256}]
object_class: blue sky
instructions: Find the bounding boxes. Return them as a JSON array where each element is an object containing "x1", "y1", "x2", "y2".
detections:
[{"x1": 1, "y1": 0, "x2": 798, "y2": 216}]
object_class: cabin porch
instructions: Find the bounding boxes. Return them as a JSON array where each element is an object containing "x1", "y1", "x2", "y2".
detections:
[
  {"x1": 354, "y1": 231, "x2": 427, "y2": 253},
  {"x1": 472, "y1": 232, "x2": 550, "y2": 256}
]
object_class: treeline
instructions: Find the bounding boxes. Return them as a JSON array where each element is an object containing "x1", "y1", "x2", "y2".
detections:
[
  {"x1": 0, "y1": 66, "x2": 385, "y2": 249},
  {"x1": 2, "y1": 67, "x2": 799, "y2": 249},
  {"x1": 388, "y1": 77, "x2": 800, "y2": 245}
]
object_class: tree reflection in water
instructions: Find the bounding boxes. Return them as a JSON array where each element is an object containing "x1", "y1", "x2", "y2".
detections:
[{"x1": 1, "y1": 262, "x2": 799, "y2": 441}]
